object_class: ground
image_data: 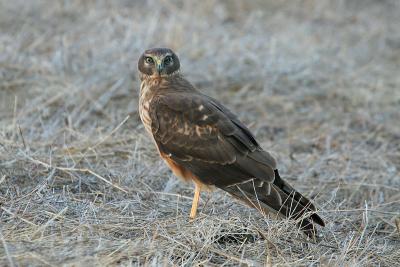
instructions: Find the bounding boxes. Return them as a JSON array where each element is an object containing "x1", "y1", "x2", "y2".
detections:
[{"x1": 0, "y1": 0, "x2": 400, "y2": 266}]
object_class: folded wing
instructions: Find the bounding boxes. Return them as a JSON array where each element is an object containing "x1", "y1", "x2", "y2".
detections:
[{"x1": 149, "y1": 91, "x2": 324, "y2": 236}]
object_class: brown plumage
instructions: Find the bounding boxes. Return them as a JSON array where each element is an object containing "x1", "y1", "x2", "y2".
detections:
[{"x1": 138, "y1": 47, "x2": 325, "y2": 237}]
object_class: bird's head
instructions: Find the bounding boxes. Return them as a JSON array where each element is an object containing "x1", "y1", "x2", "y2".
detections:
[{"x1": 138, "y1": 48, "x2": 180, "y2": 78}]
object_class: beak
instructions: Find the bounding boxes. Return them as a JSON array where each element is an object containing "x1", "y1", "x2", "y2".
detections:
[{"x1": 156, "y1": 60, "x2": 164, "y2": 75}]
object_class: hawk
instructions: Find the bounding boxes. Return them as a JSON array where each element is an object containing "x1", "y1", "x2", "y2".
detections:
[{"x1": 138, "y1": 48, "x2": 325, "y2": 237}]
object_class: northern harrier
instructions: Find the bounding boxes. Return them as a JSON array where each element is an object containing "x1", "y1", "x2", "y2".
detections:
[{"x1": 138, "y1": 48, "x2": 325, "y2": 237}]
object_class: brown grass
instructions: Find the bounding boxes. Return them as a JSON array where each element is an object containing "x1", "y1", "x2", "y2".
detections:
[{"x1": 1, "y1": 0, "x2": 400, "y2": 266}]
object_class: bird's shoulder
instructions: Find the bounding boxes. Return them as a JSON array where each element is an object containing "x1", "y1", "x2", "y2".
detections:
[
  {"x1": 147, "y1": 76, "x2": 277, "y2": 176},
  {"x1": 148, "y1": 80, "x2": 273, "y2": 157},
  {"x1": 149, "y1": 88, "x2": 243, "y2": 139}
]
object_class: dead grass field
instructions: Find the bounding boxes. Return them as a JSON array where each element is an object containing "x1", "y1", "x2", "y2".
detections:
[{"x1": 1, "y1": 0, "x2": 400, "y2": 266}]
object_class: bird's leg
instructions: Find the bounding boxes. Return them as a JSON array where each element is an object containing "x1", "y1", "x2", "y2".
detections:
[{"x1": 190, "y1": 183, "x2": 201, "y2": 219}]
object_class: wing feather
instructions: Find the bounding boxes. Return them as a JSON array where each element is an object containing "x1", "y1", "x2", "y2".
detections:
[
  {"x1": 147, "y1": 90, "x2": 324, "y2": 236},
  {"x1": 150, "y1": 92, "x2": 276, "y2": 173},
  {"x1": 150, "y1": 94, "x2": 234, "y2": 164}
]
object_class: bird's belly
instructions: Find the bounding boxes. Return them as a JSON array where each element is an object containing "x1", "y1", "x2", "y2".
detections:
[
  {"x1": 162, "y1": 154, "x2": 194, "y2": 182},
  {"x1": 139, "y1": 95, "x2": 153, "y2": 135},
  {"x1": 161, "y1": 153, "x2": 213, "y2": 191},
  {"x1": 139, "y1": 106, "x2": 152, "y2": 135}
]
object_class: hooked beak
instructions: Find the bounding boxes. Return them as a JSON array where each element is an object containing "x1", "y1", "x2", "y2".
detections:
[{"x1": 156, "y1": 59, "x2": 164, "y2": 75}]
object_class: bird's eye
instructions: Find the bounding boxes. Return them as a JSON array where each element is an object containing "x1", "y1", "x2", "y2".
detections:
[
  {"x1": 145, "y1": 57, "x2": 154, "y2": 64},
  {"x1": 164, "y1": 56, "x2": 173, "y2": 65}
]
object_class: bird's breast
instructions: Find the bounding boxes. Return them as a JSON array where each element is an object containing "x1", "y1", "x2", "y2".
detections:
[{"x1": 139, "y1": 82, "x2": 153, "y2": 135}]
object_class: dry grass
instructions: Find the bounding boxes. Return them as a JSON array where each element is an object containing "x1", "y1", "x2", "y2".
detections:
[{"x1": 1, "y1": 0, "x2": 400, "y2": 266}]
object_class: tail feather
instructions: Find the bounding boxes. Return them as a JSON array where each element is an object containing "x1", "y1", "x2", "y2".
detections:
[
  {"x1": 222, "y1": 169, "x2": 325, "y2": 238},
  {"x1": 273, "y1": 170, "x2": 325, "y2": 227}
]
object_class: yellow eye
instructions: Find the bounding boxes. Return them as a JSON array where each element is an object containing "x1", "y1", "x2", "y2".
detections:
[{"x1": 145, "y1": 57, "x2": 154, "y2": 64}]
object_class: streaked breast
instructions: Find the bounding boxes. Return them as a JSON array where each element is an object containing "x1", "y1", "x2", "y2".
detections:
[{"x1": 139, "y1": 82, "x2": 153, "y2": 134}]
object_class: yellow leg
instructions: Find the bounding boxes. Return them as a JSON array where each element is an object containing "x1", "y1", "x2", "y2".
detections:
[{"x1": 190, "y1": 183, "x2": 201, "y2": 219}]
